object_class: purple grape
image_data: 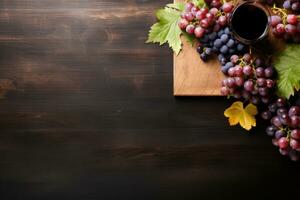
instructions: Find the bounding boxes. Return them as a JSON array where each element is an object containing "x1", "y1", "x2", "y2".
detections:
[
  {"x1": 266, "y1": 125, "x2": 277, "y2": 136},
  {"x1": 244, "y1": 80, "x2": 254, "y2": 92}
]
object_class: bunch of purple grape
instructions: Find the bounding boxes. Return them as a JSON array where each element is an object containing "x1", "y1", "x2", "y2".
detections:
[
  {"x1": 283, "y1": 0, "x2": 300, "y2": 11},
  {"x1": 270, "y1": 6, "x2": 300, "y2": 42},
  {"x1": 197, "y1": 26, "x2": 246, "y2": 62},
  {"x1": 178, "y1": 1, "x2": 234, "y2": 38},
  {"x1": 270, "y1": 14, "x2": 300, "y2": 41},
  {"x1": 220, "y1": 53, "x2": 276, "y2": 105},
  {"x1": 262, "y1": 98, "x2": 300, "y2": 161}
]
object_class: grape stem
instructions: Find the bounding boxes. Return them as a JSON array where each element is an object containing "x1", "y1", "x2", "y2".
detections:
[{"x1": 271, "y1": 4, "x2": 288, "y2": 25}]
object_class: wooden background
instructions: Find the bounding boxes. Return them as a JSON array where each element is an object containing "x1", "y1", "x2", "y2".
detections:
[{"x1": 0, "y1": 0, "x2": 299, "y2": 199}]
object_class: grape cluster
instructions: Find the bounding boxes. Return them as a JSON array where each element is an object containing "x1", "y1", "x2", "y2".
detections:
[
  {"x1": 197, "y1": 26, "x2": 246, "y2": 62},
  {"x1": 283, "y1": 0, "x2": 300, "y2": 11},
  {"x1": 178, "y1": 2, "x2": 234, "y2": 38},
  {"x1": 262, "y1": 98, "x2": 300, "y2": 161},
  {"x1": 220, "y1": 54, "x2": 276, "y2": 105},
  {"x1": 270, "y1": 6, "x2": 300, "y2": 42}
]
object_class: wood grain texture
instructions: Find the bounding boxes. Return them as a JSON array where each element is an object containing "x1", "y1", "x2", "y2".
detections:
[
  {"x1": 0, "y1": 1, "x2": 299, "y2": 200},
  {"x1": 174, "y1": 0, "x2": 224, "y2": 96}
]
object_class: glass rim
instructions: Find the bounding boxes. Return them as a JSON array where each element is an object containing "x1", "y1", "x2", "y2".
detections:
[{"x1": 229, "y1": 1, "x2": 270, "y2": 45}]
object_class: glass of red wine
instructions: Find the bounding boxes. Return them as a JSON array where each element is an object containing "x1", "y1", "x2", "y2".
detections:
[{"x1": 230, "y1": 0, "x2": 270, "y2": 44}]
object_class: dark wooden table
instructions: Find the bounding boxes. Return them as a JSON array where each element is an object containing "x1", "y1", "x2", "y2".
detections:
[{"x1": 0, "y1": 0, "x2": 299, "y2": 199}]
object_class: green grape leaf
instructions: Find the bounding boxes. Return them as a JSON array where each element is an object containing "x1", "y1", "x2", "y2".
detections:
[
  {"x1": 166, "y1": 2, "x2": 185, "y2": 11},
  {"x1": 193, "y1": 0, "x2": 206, "y2": 7},
  {"x1": 146, "y1": 4, "x2": 184, "y2": 55},
  {"x1": 182, "y1": 31, "x2": 196, "y2": 46},
  {"x1": 274, "y1": 44, "x2": 300, "y2": 99}
]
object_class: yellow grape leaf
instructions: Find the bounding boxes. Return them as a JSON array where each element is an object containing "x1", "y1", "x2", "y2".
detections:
[{"x1": 224, "y1": 101, "x2": 258, "y2": 131}]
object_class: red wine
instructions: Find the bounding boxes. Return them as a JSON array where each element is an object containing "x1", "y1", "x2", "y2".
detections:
[{"x1": 231, "y1": 2, "x2": 269, "y2": 43}]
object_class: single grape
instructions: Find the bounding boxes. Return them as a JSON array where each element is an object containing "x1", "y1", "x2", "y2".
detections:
[
  {"x1": 289, "y1": 106, "x2": 300, "y2": 116},
  {"x1": 283, "y1": 0, "x2": 292, "y2": 9},
  {"x1": 279, "y1": 148, "x2": 290, "y2": 156},
  {"x1": 292, "y1": 2, "x2": 300, "y2": 11},
  {"x1": 276, "y1": 98, "x2": 286, "y2": 107},
  {"x1": 272, "y1": 138, "x2": 279, "y2": 146},
  {"x1": 244, "y1": 80, "x2": 254, "y2": 92},
  {"x1": 278, "y1": 137, "x2": 289, "y2": 149},
  {"x1": 186, "y1": 24, "x2": 195, "y2": 34},
  {"x1": 258, "y1": 87, "x2": 268, "y2": 96},
  {"x1": 213, "y1": 39, "x2": 222, "y2": 48},
  {"x1": 195, "y1": 10, "x2": 206, "y2": 20},
  {"x1": 211, "y1": 0, "x2": 222, "y2": 8},
  {"x1": 289, "y1": 150, "x2": 300, "y2": 161},
  {"x1": 276, "y1": 23, "x2": 286, "y2": 35},
  {"x1": 210, "y1": 8, "x2": 219, "y2": 16},
  {"x1": 290, "y1": 115, "x2": 300, "y2": 128},
  {"x1": 220, "y1": 34, "x2": 229, "y2": 43},
  {"x1": 200, "y1": 19, "x2": 210, "y2": 28},
  {"x1": 226, "y1": 39, "x2": 235, "y2": 48},
  {"x1": 206, "y1": 13, "x2": 214, "y2": 21},
  {"x1": 270, "y1": 15, "x2": 282, "y2": 27},
  {"x1": 279, "y1": 113, "x2": 291, "y2": 125},
  {"x1": 287, "y1": 14, "x2": 298, "y2": 25},
  {"x1": 221, "y1": 86, "x2": 230, "y2": 96},
  {"x1": 220, "y1": 45, "x2": 229, "y2": 54},
  {"x1": 264, "y1": 67, "x2": 274, "y2": 78},
  {"x1": 266, "y1": 125, "x2": 277, "y2": 136},
  {"x1": 235, "y1": 77, "x2": 244, "y2": 87},
  {"x1": 226, "y1": 77, "x2": 236, "y2": 88},
  {"x1": 243, "y1": 65, "x2": 253, "y2": 76},
  {"x1": 222, "y1": 2, "x2": 234, "y2": 13},
  {"x1": 275, "y1": 130, "x2": 286, "y2": 139},
  {"x1": 291, "y1": 129, "x2": 300, "y2": 139},
  {"x1": 256, "y1": 67, "x2": 265, "y2": 77},
  {"x1": 228, "y1": 67, "x2": 235, "y2": 77},
  {"x1": 184, "y1": 12, "x2": 194, "y2": 22},
  {"x1": 218, "y1": 15, "x2": 227, "y2": 26},
  {"x1": 266, "y1": 79, "x2": 275, "y2": 88},
  {"x1": 269, "y1": 103, "x2": 277, "y2": 113},
  {"x1": 257, "y1": 78, "x2": 266, "y2": 87},
  {"x1": 194, "y1": 26, "x2": 205, "y2": 38},
  {"x1": 185, "y1": 2, "x2": 194, "y2": 11},
  {"x1": 272, "y1": 116, "x2": 282, "y2": 128},
  {"x1": 230, "y1": 55, "x2": 239, "y2": 64},
  {"x1": 191, "y1": 6, "x2": 199, "y2": 16},
  {"x1": 262, "y1": 111, "x2": 272, "y2": 121},
  {"x1": 285, "y1": 24, "x2": 297, "y2": 34},
  {"x1": 237, "y1": 44, "x2": 245, "y2": 51},
  {"x1": 290, "y1": 139, "x2": 300, "y2": 151},
  {"x1": 224, "y1": 27, "x2": 231, "y2": 34},
  {"x1": 179, "y1": 19, "x2": 189, "y2": 30},
  {"x1": 277, "y1": 108, "x2": 288, "y2": 116},
  {"x1": 200, "y1": 52, "x2": 208, "y2": 61},
  {"x1": 205, "y1": 48, "x2": 212, "y2": 55},
  {"x1": 255, "y1": 58, "x2": 263, "y2": 67},
  {"x1": 243, "y1": 54, "x2": 251, "y2": 62},
  {"x1": 234, "y1": 65, "x2": 243, "y2": 77}
]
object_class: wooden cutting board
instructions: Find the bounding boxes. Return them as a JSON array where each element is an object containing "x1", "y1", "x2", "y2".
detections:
[{"x1": 174, "y1": 0, "x2": 224, "y2": 96}]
